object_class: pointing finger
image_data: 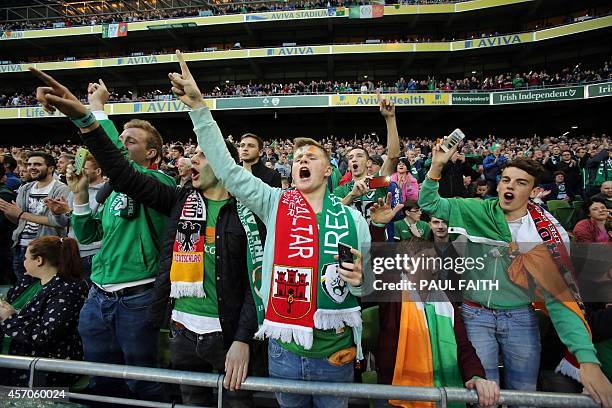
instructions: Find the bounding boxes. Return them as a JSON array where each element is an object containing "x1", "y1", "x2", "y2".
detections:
[
  {"x1": 29, "y1": 67, "x2": 63, "y2": 89},
  {"x1": 175, "y1": 50, "x2": 192, "y2": 79}
]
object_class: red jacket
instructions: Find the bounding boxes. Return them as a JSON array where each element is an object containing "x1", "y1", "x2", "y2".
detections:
[{"x1": 573, "y1": 219, "x2": 610, "y2": 243}]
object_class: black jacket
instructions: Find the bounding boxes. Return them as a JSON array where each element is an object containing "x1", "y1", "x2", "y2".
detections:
[
  {"x1": 438, "y1": 160, "x2": 478, "y2": 198},
  {"x1": 556, "y1": 160, "x2": 582, "y2": 195},
  {"x1": 245, "y1": 159, "x2": 282, "y2": 188},
  {"x1": 81, "y1": 127, "x2": 257, "y2": 348}
]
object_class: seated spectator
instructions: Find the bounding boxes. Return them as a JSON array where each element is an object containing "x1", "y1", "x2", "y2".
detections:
[
  {"x1": 0, "y1": 236, "x2": 88, "y2": 386},
  {"x1": 591, "y1": 181, "x2": 612, "y2": 209},
  {"x1": 392, "y1": 200, "x2": 430, "y2": 241},
  {"x1": 573, "y1": 198, "x2": 610, "y2": 242},
  {"x1": 472, "y1": 179, "x2": 490, "y2": 199},
  {"x1": 543, "y1": 171, "x2": 575, "y2": 202}
]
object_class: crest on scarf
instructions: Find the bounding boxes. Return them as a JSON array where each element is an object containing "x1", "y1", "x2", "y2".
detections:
[
  {"x1": 110, "y1": 194, "x2": 127, "y2": 213},
  {"x1": 252, "y1": 265, "x2": 262, "y2": 298},
  {"x1": 176, "y1": 221, "x2": 202, "y2": 252},
  {"x1": 271, "y1": 265, "x2": 312, "y2": 318},
  {"x1": 182, "y1": 191, "x2": 205, "y2": 220},
  {"x1": 321, "y1": 263, "x2": 349, "y2": 304}
]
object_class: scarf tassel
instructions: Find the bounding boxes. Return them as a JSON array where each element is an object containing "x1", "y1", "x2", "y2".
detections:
[
  {"x1": 170, "y1": 282, "x2": 206, "y2": 299},
  {"x1": 313, "y1": 308, "x2": 362, "y2": 330},
  {"x1": 255, "y1": 320, "x2": 314, "y2": 350},
  {"x1": 555, "y1": 357, "x2": 581, "y2": 382}
]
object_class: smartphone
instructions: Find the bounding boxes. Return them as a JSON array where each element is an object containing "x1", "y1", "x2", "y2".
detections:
[
  {"x1": 368, "y1": 175, "x2": 391, "y2": 189},
  {"x1": 338, "y1": 242, "x2": 353, "y2": 265},
  {"x1": 74, "y1": 147, "x2": 89, "y2": 176},
  {"x1": 441, "y1": 128, "x2": 466, "y2": 153}
]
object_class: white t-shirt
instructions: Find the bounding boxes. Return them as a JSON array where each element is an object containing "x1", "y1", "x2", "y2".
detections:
[{"x1": 19, "y1": 180, "x2": 56, "y2": 246}]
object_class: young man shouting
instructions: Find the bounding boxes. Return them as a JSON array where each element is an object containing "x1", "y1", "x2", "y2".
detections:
[
  {"x1": 419, "y1": 142, "x2": 611, "y2": 407},
  {"x1": 169, "y1": 51, "x2": 372, "y2": 408}
]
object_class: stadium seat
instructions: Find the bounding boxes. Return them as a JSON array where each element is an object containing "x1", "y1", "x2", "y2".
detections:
[
  {"x1": 0, "y1": 285, "x2": 11, "y2": 300},
  {"x1": 360, "y1": 306, "x2": 380, "y2": 394},
  {"x1": 554, "y1": 207, "x2": 576, "y2": 230},
  {"x1": 361, "y1": 306, "x2": 380, "y2": 354},
  {"x1": 572, "y1": 200, "x2": 584, "y2": 209},
  {"x1": 546, "y1": 200, "x2": 570, "y2": 214}
]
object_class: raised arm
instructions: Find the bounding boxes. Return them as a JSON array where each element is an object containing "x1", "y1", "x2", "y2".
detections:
[
  {"x1": 170, "y1": 50, "x2": 279, "y2": 222},
  {"x1": 378, "y1": 92, "x2": 400, "y2": 177},
  {"x1": 418, "y1": 143, "x2": 458, "y2": 220},
  {"x1": 30, "y1": 71, "x2": 178, "y2": 215}
]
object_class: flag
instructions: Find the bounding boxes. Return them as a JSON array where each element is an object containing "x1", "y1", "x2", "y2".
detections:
[
  {"x1": 334, "y1": 7, "x2": 346, "y2": 16},
  {"x1": 102, "y1": 22, "x2": 128, "y2": 38},
  {"x1": 349, "y1": 5, "x2": 384, "y2": 19},
  {"x1": 391, "y1": 292, "x2": 464, "y2": 408}
]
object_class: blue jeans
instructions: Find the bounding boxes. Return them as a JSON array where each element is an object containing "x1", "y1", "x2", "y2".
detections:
[
  {"x1": 12, "y1": 245, "x2": 26, "y2": 280},
  {"x1": 80, "y1": 254, "x2": 94, "y2": 286},
  {"x1": 268, "y1": 339, "x2": 354, "y2": 408},
  {"x1": 78, "y1": 285, "x2": 164, "y2": 401},
  {"x1": 461, "y1": 303, "x2": 541, "y2": 391}
]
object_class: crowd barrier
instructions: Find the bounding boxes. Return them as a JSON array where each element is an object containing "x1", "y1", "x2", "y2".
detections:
[{"x1": 0, "y1": 355, "x2": 601, "y2": 408}]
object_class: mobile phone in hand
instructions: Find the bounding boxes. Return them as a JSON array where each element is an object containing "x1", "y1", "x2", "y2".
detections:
[
  {"x1": 441, "y1": 129, "x2": 466, "y2": 153},
  {"x1": 338, "y1": 242, "x2": 353, "y2": 265},
  {"x1": 75, "y1": 148, "x2": 89, "y2": 176}
]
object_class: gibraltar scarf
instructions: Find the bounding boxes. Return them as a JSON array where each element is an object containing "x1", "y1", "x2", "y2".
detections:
[
  {"x1": 391, "y1": 290, "x2": 464, "y2": 408},
  {"x1": 256, "y1": 189, "x2": 361, "y2": 351},
  {"x1": 170, "y1": 190, "x2": 207, "y2": 299},
  {"x1": 507, "y1": 202, "x2": 591, "y2": 382}
]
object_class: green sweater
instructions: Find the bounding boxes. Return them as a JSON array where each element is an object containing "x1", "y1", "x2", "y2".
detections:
[
  {"x1": 72, "y1": 118, "x2": 175, "y2": 286},
  {"x1": 190, "y1": 107, "x2": 372, "y2": 358},
  {"x1": 418, "y1": 177, "x2": 598, "y2": 365}
]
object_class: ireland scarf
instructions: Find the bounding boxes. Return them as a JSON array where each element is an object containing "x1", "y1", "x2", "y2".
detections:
[
  {"x1": 391, "y1": 291, "x2": 464, "y2": 408},
  {"x1": 236, "y1": 202, "x2": 266, "y2": 325},
  {"x1": 170, "y1": 190, "x2": 207, "y2": 298},
  {"x1": 508, "y1": 203, "x2": 591, "y2": 382},
  {"x1": 256, "y1": 189, "x2": 361, "y2": 350}
]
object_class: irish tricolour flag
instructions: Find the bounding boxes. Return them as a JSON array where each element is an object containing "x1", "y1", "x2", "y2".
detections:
[
  {"x1": 102, "y1": 22, "x2": 128, "y2": 38},
  {"x1": 349, "y1": 5, "x2": 384, "y2": 19}
]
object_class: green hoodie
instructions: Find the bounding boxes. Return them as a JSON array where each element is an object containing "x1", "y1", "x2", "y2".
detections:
[
  {"x1": 72, "y1": 118, "x2": 175, "y2": 286},
  {"x1": 418, "y1": 177, "x2": 598, "y2": 365}
]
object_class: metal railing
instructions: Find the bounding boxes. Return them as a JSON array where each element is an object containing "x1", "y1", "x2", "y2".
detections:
[{"x1": 0, "y1": 355, "x2": 601, "y2": 408}]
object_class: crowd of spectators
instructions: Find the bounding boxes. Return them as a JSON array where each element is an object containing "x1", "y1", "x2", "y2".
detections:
[
  {"x1": 2, "y1": 58, "x2": 610, "y2": 108},
  {"x1": 0, "y1": 1, "x2": 474, "y2": 31},
  {"x1": 0, "y1": 65, "x2": 610, "y2": 405}
]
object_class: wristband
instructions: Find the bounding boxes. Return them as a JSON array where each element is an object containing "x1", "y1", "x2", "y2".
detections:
[
  {"x1": 427, "y1": 173, "x2": 441, "y2": 181},
  {"x1": 71, "y1": 111, "x2": 96, "y2": 128},
  {"x1": 17, "y1": 211, "x2": 24, "y2": 221}
]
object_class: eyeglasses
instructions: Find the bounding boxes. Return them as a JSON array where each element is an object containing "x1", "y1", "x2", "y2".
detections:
[{"x1": 409, "y1": 209, "x2": 422, "y2": 213}]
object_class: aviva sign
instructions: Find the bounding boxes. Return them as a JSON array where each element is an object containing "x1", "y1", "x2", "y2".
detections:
[{"x1": 461, "y1": 33, "x2": 528, "y2": 49}]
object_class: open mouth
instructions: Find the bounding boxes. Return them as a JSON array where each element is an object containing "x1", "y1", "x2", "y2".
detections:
[
  {"x1": 503, "y1": 192, "x2": 515, "y2": 201},
  {"x1": 191, "y1": 168, "x2": 200, "y2": 180},
  {"x1": 299, "y1": 167, "x2": 311, "y2": 180},
  {"x1": 352, "y1": 163, "x2": 358, "y2": 170}
]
